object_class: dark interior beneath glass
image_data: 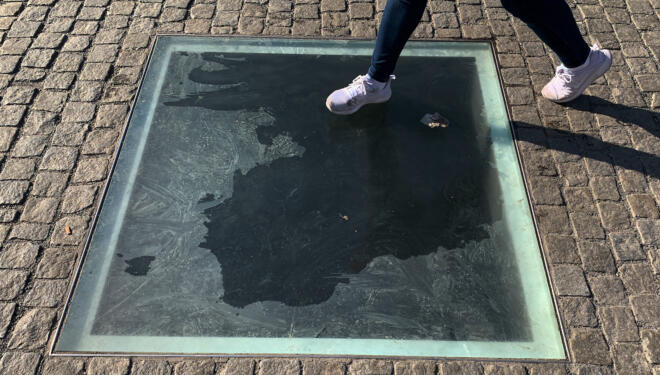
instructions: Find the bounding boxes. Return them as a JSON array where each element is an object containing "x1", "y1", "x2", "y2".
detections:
[{"x1": 91, "y1": 51, "x2": 531, "y2": 342}]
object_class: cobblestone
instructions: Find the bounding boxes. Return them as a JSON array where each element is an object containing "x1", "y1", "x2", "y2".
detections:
[
  {"x1": 6, "y1": 308, "x2": 55, "y2": 349},
  {"x1": 88, "y1": 357, "x2": 131, "y2": 375},
  {"x1": 0, "y1": 352, "x2": 41, "y2": 375},
  {"x1": 20, "y1": 197, "x2": 59, "y2": 223},
  {"x1": 570, "y1": 329, "x2": 612, "y2": 365},
  {"x1": 41, "y1": 358, "x2": 85, "y2": 375},
  {"x1": 630, "y1": 294, "x2": 660, "y2": 327},
  {"x1": 560, "y1": 297, "x2": 598, "y2": 327},
  {"x1": 0, "y1": 242, "x2": 39, "y2": 268}
]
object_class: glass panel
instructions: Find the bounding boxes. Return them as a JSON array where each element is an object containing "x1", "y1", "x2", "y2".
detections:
[{"x1": 54, "y1": 36, "x2": 565, "y2": 359}]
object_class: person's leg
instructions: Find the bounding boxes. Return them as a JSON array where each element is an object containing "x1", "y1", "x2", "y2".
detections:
[
  {"x1": 325, "y1": 0, "x2": 426, "y2": 114},
  {"x1": 501, "y1": 0, "x2": 590, "y2": 68},
  {"x1": 367, "y1": 0, "x2": 428, "y2": 82},
  {"x1": 502, "y1": 0, "x2": 610, "y2": 102}
]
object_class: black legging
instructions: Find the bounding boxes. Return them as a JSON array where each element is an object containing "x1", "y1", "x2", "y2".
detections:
[{"x1": 367, "y1": 0, "x2": 592, "y2": 82}]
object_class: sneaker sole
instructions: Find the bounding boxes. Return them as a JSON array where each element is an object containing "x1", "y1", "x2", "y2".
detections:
[
  {"x1": 548, "y1": 52, "x2": 612, "y2": 104},
  {"x1": 325, "y1": 94, "x2": 391, "y2": 115}
]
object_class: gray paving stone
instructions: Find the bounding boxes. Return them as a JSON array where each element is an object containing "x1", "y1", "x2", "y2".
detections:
[
  {"x1": 61, "y1": 185, "x2": 96, "y2": 213},
  {"x1": 0, "y1": 269, "x2": 28, "y2": 299},
  {"x1": 588, "y1": 274, "x2": 626, "y2": 305},
  {"x1": 552, "y1": 264, "x2": 590, "y2": 296},
  {"x1": 52, "y1": 123, "x2": 89, "y2": 146},
  {"x1": 0, "y1": 38, "x2": 31, "y2": 55},
  {"x1": 221, "y1": 359, "x2": 255, "y2": 375},
  {"x1": 0, "y1": 104, "x2": 27, "y2": 125},
  {"x1": 33, "y1": 90, "x2": 68, "y2": 112},
  {"x1": 641, "y1": 329, "x2": 660, "y2": 364},
  {"x1": 597, "y1": 201, "x2": 631, "y2": 230},
  {"x1": 20, "y1": 197, "x2": 59, "y2": 223},
  {"x1": 570, "y1": 329, "x2": 612, "y2": 365},
  {"x1": 571, "y1": 213, "x2": 605, "y2": 239},
  {"x1": 0, "y1": 242, "x2": 39, "y2": 268},
  {"x1": 483, "y1": 364, "x2": 526, "y2": 375},
  {"x1": 131, "y1": 360, "x2": 172, "y2": 375},
  {"x1": 135, "y1": 3, "x2": 163, "y2": 18},
  {"x1": 87, "y1": 44, "x2": 119, "y2": 63},
  {"x1": 62, "y1": 35, "x2": 91, "y2": 52},
  {"x1": 301, "y1": 360, "x2": 348, "y2": 375},
  {"x1": 536, "y1": 205, "x2": 571, "y2": 234},
  {"x1": 23, "y1": 279, "x2": 67, "y2": 307},
  {"x1": 94, "y1": 29, "x2": 125, "y2": 44},
  {"x1": 612, "y1": 343, "x2": 651, "y2": 374},
  {"x1": 21, "y1": 48, "x2": 55, "y2": 67},
  {"x1": 628, "y1": 194, "x2": 660, "y2": 218},
  {"x1": 129, "y1": 17, "x2": 155, "y2": 33},
  {"x1": 1, "y1": 86, "x2": 35, "y2": 104},
  {"x1": 61, "y1": 102, "x2": 96, "y2": 122},
  {"x1": 599, "y1": 306, "x2": 640, "y2": 342},
  {"x1": 7, "y1": 20, "x2": 40, "y2": 37},
  {"x1": 88, "y1": 357, "x2": 130, "y2": 375},
  {"x1": 102, "y1": 85, "x2": 135, "y2": 102},
  {"x1": 31, "y1": 172, "x2": 68, "y2": 197},
  {"x1": 50, "y1": 215, "x2": 89, "y2": 245},
  {"x1": 0, "y1": 303, "x2": 15, "y2": 338},
  {"x1": 52, "y1": 52, "x2": 84, "y2": 72},
  {"x1": 543, "y1": 234, "x2": 580, "y2": 264},
  {"x1": 14, "y1": 66, "x2": 47, "y2": 82},
  {"x1": 0, "y1": 127, "x2": 16, "y2": 153},
  {"x1": 9, "y1": 134, "x2": 48, "y2": 158},
  {"x1": 35, "y1": 247, "x2": 76, "y2": 278},
  {"x1": 43, "y1": 17, "x2": 74, "y2": 32},
  {"x1": 0, "y1": 180, "x2": 29, "y2": 204},
  {"x1": 111, "y1": 66, "x2": 141, "y2": 85},
  {"x1": 79, "y1": 6, "x2": 106, "y2": 20},
  {"x1": 39, "y1": 146, "x2": 77, "y2": 171},
  {"x1": 636, "y1": 218, "x2": 660, "y2": 246},
  {"x1": 0, "y1": 352, "x2": 40, "y2": 375},
  {"x1": 51, "y1": 0, "x2": 82, "y2": 17},
  {"x1": 618, "y1": 168, "x2": 649, "y2": 193},
  {"x1": 72, "y1": 20, "x2": 99, "y2": 34},
  {"x1": 620, "y1": 263, "x2": 656, "y2": 294},
  {"x1": 23, "y1": 111, "x2": 58, "y2": 135},
  {"x1": 577, "y1": 241, "x2": 616, "y2": 273},
  {"x1": 440, "y1": 361, "x2": 484, "y2": 375},
  {"x1": 43, "y1": 72, "x2": 76, "y2": 89},
  {"x1": 630, "y1": 294, "x2": 660, "y2": 327},
  {"x1": 527, "y1": 366, "x2": 567, "y2": 375},
  {"x1": 82, "y1": 129, "x2": 118, "y2": 154},
  {"x1": 72, "y1": 157, "x2": 108, "y2": 182},
  {"x1": 564, "y1": 187, "x2": 596, "y2": 213},
  {"x1": 0, "y1": 208, "x2": 17, "y2": 222},
  {"x1": 559, "y1": 297, "x2": 598, "y2": 327},
  {"x1": 609, "y1": 231, "x2": 646, "y2": 261},
  {"x1": 41, "y1": 358, "x2": 85, "y2": 375},
  {"x1": 0, "y1": 3, "x2": 22, "y2": 17},
  {"x1": 0, "y1": 157, "x2": 36, "y2": 180},
  {"x1": 8, "y1": 222, "x2": 49, "y2": 240},
  {"x1": 173, "y1": 360, "x2": 215, "y2": 375},
  {"x1": 349, "y1": 360, "x2": 393, "y2": 375}
]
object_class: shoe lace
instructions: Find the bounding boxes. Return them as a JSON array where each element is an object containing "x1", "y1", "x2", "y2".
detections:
[
  {"x1": 556, "y1": 66, "x2": 574, "y2": 84},
  {"x1": 345, "y1": 75, "x2": 368, "y2": 98}
]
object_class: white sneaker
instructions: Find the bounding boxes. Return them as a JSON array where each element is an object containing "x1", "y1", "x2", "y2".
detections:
[
  {"x1": 542, "y1": 44, "x2": 612, "y2": 103},
  {"x1": 326, "y1": 74, "x2": 395, "y2": 115}
]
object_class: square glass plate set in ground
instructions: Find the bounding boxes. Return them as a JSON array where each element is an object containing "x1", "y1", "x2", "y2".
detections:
[{"x1": 53, "y1": 36, "x2": 565, "y2": 359}]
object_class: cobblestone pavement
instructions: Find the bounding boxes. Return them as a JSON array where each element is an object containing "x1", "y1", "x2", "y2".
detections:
[{"x1": 0, "y1": 0, "x2": 659, "y2": 372}]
